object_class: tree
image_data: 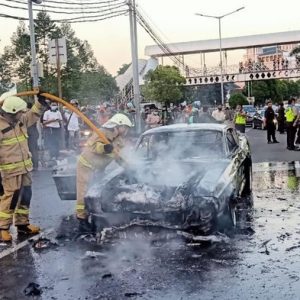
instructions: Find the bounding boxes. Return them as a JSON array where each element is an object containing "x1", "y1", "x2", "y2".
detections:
[
  {"x1": 117, "y1": 63, "x2": 130, "y2": 76},
  {"x1": 229, "y1": 93, "x2": 248, "y2": 108},
  {"x1": 142, "y1": 65, "x2": 186, "y2": 105},
  {"x1": 0, "y1": 12, "x2": 118, "y2": 103}
]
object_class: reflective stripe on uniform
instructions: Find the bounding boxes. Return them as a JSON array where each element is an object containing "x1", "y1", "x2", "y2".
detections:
[
  {"x1": 31, "y1": 104, "x2": 40, "y2": 114},
  {"x1": 15, "y1": 209, "x2": 29, "y2": 215},
  {"x1": 0, "y1": 158, "x2": 32, "y2": 171},
  {"x1": 0, "y1": 211, "x2": 12, "y2": 219},
  {"x1": 76, "y1": 204, "x2": 85, "y2": 210},
  {"x1": 78, "y1": 155, "x2": 94, "y2": 169},
  {"x1": 0, "y1": 134, "x2": 28, "y2": 146}
]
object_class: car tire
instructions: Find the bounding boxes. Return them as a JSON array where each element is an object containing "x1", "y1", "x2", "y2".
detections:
[
  {"x1": 242, "y1": 157, "x2": 252, "y2": 197},
  {"x1": 218, "y1": 200, "x2": 237, "y2": 231}
]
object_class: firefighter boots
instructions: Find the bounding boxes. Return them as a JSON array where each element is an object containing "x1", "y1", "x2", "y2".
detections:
[
  {"x1": 17, "y1": 224, "x2": 40, "y2": 235},
  {"x1": 0, "y1": 230, "x2": 12, "y2": 242}
]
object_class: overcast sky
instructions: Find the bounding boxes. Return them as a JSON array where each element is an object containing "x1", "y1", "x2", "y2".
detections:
[{"x1": 0, "y1": 0, "x2": 300, "y2": 76}]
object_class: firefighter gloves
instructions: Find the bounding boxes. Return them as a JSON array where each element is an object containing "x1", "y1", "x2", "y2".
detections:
[{"x1": 104, "y1": 143, "x2": 114, "y2": 154}]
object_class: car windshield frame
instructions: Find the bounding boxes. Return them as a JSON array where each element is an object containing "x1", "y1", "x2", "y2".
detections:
[{"x1": 136, "y1": 129, "x2": 226, "y2": 160}]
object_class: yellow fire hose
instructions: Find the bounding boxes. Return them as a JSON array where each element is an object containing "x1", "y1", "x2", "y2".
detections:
[{"x1": 15, "y1": 91, "x2": 126, "y2": 164}]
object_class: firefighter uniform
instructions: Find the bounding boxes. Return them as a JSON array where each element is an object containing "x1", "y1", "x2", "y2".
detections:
[
  {"x1": 0, "y1": 95, "x2": 43, "y2": 241},
  {"x1": 76, "y1": 124, "x2": 126, "y2": 220}
]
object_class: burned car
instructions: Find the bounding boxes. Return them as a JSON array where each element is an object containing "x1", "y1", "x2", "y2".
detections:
[{"x1": 82, "y1": 123, "x2": 252, "y2": 234}]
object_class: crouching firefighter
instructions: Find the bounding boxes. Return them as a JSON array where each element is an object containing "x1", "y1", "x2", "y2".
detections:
[
  {"x1": 76, "y1": 113, "x2": 133, "y2": 232},
  {"x1": 0, "y1": 92, "x2": 46, "y2": 242}
]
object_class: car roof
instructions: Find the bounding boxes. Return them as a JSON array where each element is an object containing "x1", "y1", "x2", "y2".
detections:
[{"x1": 142, "y1": 123, "x2": 230, "y2": 135}]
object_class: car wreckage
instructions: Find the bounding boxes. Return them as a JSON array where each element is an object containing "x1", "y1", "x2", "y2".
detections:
[{"x1": 54, "y1": 123, "x2": 252, "y2": 234}]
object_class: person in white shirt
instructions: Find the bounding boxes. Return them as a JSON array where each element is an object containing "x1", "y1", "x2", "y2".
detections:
[
  {"x1": 64, "y1": 99, "x2": 80, "y2": 150},
  {"x1": 212, "y1": 105, "x2": 226, "y2": 122},
  {"x1": 43, "y1": 103, "x2": 63, "y2": 159}
]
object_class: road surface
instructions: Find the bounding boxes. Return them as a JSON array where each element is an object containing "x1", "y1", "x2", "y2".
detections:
[{"x1": 0, "y1": 128, "x2": 299, "y2": 300}]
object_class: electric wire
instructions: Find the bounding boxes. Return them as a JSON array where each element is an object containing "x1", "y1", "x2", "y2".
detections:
[
  {"x1": 0, "y1": 1, "x2": 127, "y2": 15},
  {"x1": 0, "y1": 10, "x2": 128, "y2": 23}
]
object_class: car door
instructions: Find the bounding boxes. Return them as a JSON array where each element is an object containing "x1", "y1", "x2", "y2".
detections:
[{"x1": 226, "y1": 128, "x2": 246, "y2": 196}]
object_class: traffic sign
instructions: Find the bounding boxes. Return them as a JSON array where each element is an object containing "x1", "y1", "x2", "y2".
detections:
[{"x1": 48, "y1": 37, "x2": 67, "y2": 64}]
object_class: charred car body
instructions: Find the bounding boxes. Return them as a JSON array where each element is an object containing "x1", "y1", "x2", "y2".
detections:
[{"x1": 81, "y1": 123, "x2": 252, "y2": 234}]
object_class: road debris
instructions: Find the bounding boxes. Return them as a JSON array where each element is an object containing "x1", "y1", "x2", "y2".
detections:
[
  {"x1": 24, "y1": 282, "x2": 42, "y2": 296},
  {"x1": 32, "y1": 238, "x2": 58, "y2": 250},
  {"x1": 286, "y1": 245, "x2": 300, "y2": 252},
  {"x1": 102, "y1": 273, "x2": 113, "y2": 279},
  {"x1": 177, "y1": 231, "x2": 230, "y2": 243},
  {"x1": 84, "y1": 251, "x2": 106, "y2": 258},
  {"x1": 124, "y1": 292, "x2": 144, "y2": 297}
]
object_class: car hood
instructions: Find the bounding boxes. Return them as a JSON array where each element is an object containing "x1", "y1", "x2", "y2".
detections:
[{"x1": 86, "y1": 159, "x2": 231, "y2": 212}]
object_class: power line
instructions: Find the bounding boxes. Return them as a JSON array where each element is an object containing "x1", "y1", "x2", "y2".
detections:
[
  {"x1": 0, "y1": 10, "x2": 128, "y2": 23},
  {"x1": 0, "y1": 1, "x2": 127, "y2": 15}
]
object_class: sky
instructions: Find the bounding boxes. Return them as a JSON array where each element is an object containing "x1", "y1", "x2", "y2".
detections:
[{"x1": 1, "y1": 0, "x2": 300, "y2": 76}]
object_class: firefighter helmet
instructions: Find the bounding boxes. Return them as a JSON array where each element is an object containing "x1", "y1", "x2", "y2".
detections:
[
  {"x1": 2, "y1": 96, "x2": 27, "y2": 114},
  {"x1": 103, "y1": 113, "x2": 133, "y2": 128}
]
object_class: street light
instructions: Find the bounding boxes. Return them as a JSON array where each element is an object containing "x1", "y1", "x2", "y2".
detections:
[
  {"x1": 27, "y1": 0, "x2": 42, "y2": 89},
  {"x1": 195, "y1": 7, "x2": 245, "y2": 105}
]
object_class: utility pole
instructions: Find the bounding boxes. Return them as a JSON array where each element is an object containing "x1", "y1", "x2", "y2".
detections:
[
  {"x1": 55, "y1": 39, "x2": 62, "y2": 98},
  {"x1": 28, "y1": 0, "x2": 42, "y2": 89},
  {"x1": 128, "y1": 0, "x2": 141, "y2": 133}
]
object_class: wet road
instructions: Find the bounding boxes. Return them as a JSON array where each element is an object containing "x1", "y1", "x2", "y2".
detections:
[{"x1": 0, "y1": 129, "x2": 300, "y2": 300}]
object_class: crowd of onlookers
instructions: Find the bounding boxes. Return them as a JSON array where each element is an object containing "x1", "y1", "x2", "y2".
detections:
[{"x1": 27, "y1": 97, "x2": 300, "y2": 169}]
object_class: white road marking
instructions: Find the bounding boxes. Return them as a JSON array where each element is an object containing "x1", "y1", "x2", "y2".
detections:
[{"x1": 0, "y1": 229, "x2": 54, "y2": 260}]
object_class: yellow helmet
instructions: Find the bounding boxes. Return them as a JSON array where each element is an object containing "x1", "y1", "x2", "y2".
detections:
[
  {"x1": 2, "y1": 96, "x2": 27, "y2": 114},
  {"x1": 103, "y1": 113, "x2": 133, "y2": 128}
]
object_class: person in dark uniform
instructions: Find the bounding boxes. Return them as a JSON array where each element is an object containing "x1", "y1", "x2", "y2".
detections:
[
  {"x1": 265, "y1": 101, "x2": 279, "y2": 144},
  {"x1": 277, "y1": 103, "x2": 285, "y2": 134}
]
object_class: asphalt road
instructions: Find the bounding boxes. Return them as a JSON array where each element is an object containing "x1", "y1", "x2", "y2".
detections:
[{"x1": 0, "y1": 128, "x2": 300, "y2": 300}]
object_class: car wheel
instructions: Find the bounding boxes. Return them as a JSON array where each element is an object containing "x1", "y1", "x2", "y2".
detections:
[
  {"x1": 218, "y1": 200, "x2": 237, "y2": 230},
  {"x1": 229, "y1": 203, "x2": 237, "y2": 227},
  {"x1": 242, "y1": 157, "x2": 252, "y2": 198}
]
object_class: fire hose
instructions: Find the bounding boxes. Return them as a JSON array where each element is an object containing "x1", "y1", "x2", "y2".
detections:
[{"x1": 15, "y1": 91, "x2": 126, "y2": 164}]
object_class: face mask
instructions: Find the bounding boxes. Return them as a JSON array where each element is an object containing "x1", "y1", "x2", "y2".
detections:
[
  {"x1": 51, "y1": 106, "x2": 58, "y2": 111},
  {"x1": 218, "y1": 108, "x2": 222, "y2": 111}
]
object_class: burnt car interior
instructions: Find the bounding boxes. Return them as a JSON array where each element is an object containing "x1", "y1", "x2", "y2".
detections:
[{"x1": 136, "y1": 130, "x2": 225, "y2": 160}]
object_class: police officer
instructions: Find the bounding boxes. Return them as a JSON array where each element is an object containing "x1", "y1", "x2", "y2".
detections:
[
  {"x1": 234, "y1": 105, "x2": 247, "y2": 134},
  {"x1": 285, "y1": 98, "x2": 298, "y2": 150},
  {"x1": 265, "y1": 101, "x2": 279, "y2": 144}
]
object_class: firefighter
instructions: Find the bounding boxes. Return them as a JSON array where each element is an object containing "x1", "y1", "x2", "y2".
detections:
[
  {"x1": 0, "y1": 92, "x2": 45, "y2": 242},
  {"x1": 75, "y1": 113, "x2": 133, "y2": 231}
]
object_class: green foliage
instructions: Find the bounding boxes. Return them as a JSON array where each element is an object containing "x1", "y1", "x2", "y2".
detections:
[
  {"x1": 117, "y1": 63, "x2": 130, "y2": 76},
  {"x1": 229, "y1": 93, "x2": 248, "y2": 108},
  {"x1": 243, "y1": 79, "x2": 300, "y2": 104},
  {"x1": 0, "y1": 12, "x2": 118, "y2": 103},
  {"x1": 142, "y1": 65, "x2": 186, "y2": 105}
]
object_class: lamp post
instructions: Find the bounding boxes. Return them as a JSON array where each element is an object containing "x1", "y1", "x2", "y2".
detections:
[
  {"x1": 195, "y1": 7, "x2": 245, "y2": 105},
  {"x1": 27, "y1": 0, "x2": 42, "y2": 89}
]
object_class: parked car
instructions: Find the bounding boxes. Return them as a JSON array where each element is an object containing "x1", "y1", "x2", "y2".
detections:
[{"x1": 252, "y1": 109, "x2": 266, "y2": 130}]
